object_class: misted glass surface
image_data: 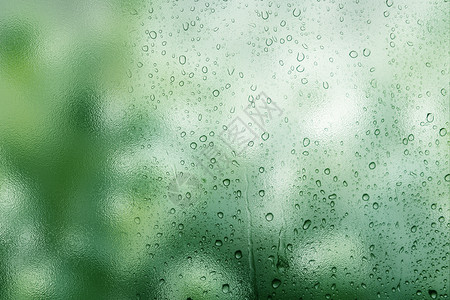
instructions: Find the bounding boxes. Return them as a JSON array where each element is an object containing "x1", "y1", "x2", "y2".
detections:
[{"x1": 0, "y1": 0, "x2": 448, "y2": 299}]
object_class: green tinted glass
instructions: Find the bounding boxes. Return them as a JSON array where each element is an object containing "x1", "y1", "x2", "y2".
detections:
[{"x1": 0, "y1": 0, "x2": 448, "y2": 299}]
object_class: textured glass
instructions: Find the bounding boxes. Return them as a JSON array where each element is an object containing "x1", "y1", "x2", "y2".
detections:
[{"x1": 0, "y1": 0, "x2": 448, "y2": 299}]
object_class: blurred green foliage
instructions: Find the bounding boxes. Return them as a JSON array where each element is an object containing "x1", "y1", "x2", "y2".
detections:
[{"x1": 0, "y1": 0, "x2": 449, "y2": 299}]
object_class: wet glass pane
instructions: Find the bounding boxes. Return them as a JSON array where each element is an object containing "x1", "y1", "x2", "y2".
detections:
[{"x1": 0, "y1": 0, "x2": 448, "y2": 299}]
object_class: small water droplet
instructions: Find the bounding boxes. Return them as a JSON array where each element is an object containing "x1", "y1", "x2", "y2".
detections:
[
  {"x1": 303, "y1": 137, "x2": 310, "y2": 147},
  {"x1": 272, "y1": 278, "x2": 281, "y2": 289},
  {"x1": 302, "y1": 219, "x2": 312, "y2": 230},
  {"x1": 265, "y1": 213, "x2": 274, "y2": 221},
  {"x1": 444, "y1": 174, "x2": 450, "y2": 182}
]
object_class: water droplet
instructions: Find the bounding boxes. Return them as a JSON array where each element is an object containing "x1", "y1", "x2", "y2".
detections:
[
  {"x1": 223, "y1": 179, "x2": 230, "y2": 186},
  {"x1": 259, "y1": 190, "x2": 265, "y2": 197},
  {"x1": 349, "y1": 50, "x2": 358, "y2": 58},
  {"x1": 213, "y1": 89, "x2": 220, "y2": 97},
  {"x1": 369, "y1": 162, "x2": 376, "y2": 169},
  {"x1": 222, "y1": 284, "x2": 230, "y2": 293},
  {"x1": 372, "y1": 202, "x2": 379, "y2": 209},
  {"x1": 134, "y1": 217, "x2": 141, "y2": 224},
  {"x1": 265, "y1": 213, "x2": 274, "y2": 221},
  {"x1": 444, "y1": 174, "x2": 450, "y2": 182},
  {"x1": 296, "y1": 65, "x2": 305, "y2": 72},
  {"x1": 426, "y1": 113, "x2": 434, "y2": 123},
  {"x1": 439, "y1": 128, "x2": 447, "y2": 136},
  {"x1": 259, "y1": 167, "x2": 265, "y2": 173},
  {"x1": 217, "y1": 212, "x2": 224, "y2": 218},
  {"x1": 296, "y1": 52, "x2": 305, "y2": 62},
  {"x1": 190, "y1": 142, "x2": 197, "y2": 149},
  {"x1": 303, "y1": 137, "x2": 310, "y2": 147},
  {"x1": 215, "y1": 240, "x2": 223, "y2": 246},
  {"x1": 363, "y1": 48, "x2": 371, "y2": 57},
  {"x1": 272, "y1": 278, "x2": 281, "y2": 289},
  {"x1": 410, "y1": 225, "x2": 417, "y2": 233},
  {"x1": 362, "y1": 193, "x2": 370, "y2": 201},
  {"x1": 261, "y1": 132, "x2": 270, "y2": 141},
  {"x1": 199, "y1": 135, "x2": 207, "y2": 142},
  {"x1": 302, "y1": 219, "x2": 312, "y2": 230},
  {"x1": 179, "y1": 55, "x2": 186, "y2": 65},
  {"x1": 235, "y1": 250, "x2": 242, "y2": 259},
  {"x1": 428, "y1": 290, "x2": 437, "y2": 299}
]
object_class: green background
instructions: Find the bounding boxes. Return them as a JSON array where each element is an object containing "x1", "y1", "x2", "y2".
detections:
[{"x1": 0, "y1": 0, "x2": 448, "y2": 299}]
